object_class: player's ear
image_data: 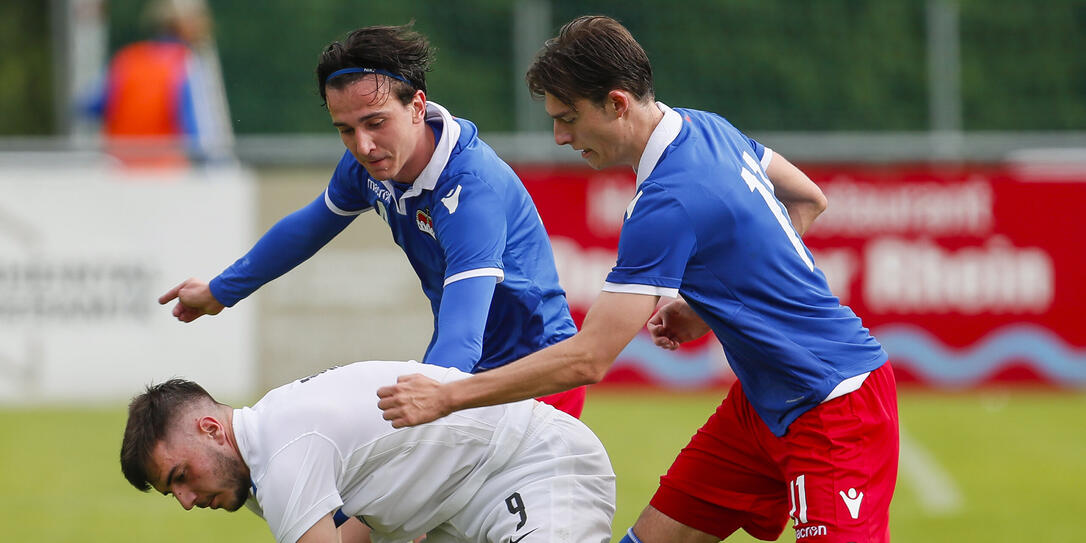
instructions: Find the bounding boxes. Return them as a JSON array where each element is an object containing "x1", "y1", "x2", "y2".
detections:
[
  {"x1": 412, "y1": 90, "x2": 427, "y2": 122},
  {"x1": 607, "y1": 90, "x2": 630, "y2": 118},
  {"x1": 198, "y1": 416, "x2": 224, "y2": 442}
]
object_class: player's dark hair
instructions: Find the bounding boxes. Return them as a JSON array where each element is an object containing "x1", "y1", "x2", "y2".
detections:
[
  {"x1": 316, "y1": 23, "x2": 434, "y2": 106},
  {"x1": 526, "y1": 15, "x2": 654, "y2": 108},
  {"x1": 120, "y1": 379, "x2": 218, "y2": 492}
]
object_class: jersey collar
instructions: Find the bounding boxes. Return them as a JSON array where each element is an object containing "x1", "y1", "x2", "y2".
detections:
[
  {"x1": 383, "y1": 101, "x2": 461, "y2": 215},
  {"x1": 635, "y1": 102, "x2": 682, "y2": 188}
]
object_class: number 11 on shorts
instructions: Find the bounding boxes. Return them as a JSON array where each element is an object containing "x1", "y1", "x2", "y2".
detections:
[{"x1": 788, "y1": 474, "x2": 808, "y2": 524}]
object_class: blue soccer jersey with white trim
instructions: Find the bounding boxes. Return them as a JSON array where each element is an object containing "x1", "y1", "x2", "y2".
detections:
[
  {"x1": 604, "y1": 104, "x2": 887, "y2": 436},
  {"x1": 326, "y1": 102, "x2": 575, "y2": 371}
]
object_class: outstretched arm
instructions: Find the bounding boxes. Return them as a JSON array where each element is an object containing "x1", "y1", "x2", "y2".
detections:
[
  {"x1": 377, "y1": 291, "x2": 659, "y2": 427},
  {"x1": 159, "y1": 193, "x2": 355, "y2": 322},
  {"x1": 765, "y1": 152, "x2": 827, "y2": 236},
  {"x1": 210, "y1": 193, "x2": 356, "y2": 305},
  {"x1": 158, "y1": 277, "x2": 224, "y2": 322}
]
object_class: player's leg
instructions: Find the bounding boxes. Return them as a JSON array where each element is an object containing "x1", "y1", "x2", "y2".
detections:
[
  {"x1": 637, "y1": 380, "x2": 792, "y2": 542},
  {"x1": 767, "y1": 362, "x2": 899, "y2": 543}
]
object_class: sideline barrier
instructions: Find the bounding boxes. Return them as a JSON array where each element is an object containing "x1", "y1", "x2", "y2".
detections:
[
  {"x1": 517, "y1": 163, "x2": 1086, "y2": 389},
  {"x1": 0, "y1": 166, "x2": 255, "y2": 403}
]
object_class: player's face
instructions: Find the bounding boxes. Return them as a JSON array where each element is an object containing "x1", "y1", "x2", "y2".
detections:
[
  {"x1": 149, "y1": 434, "x2": 251, "y2": 512},
  {"x1": 327, "y1": 76, "x2": 429, "y2": 182},
  {"x1": 544, "y1": 93, "x2": 628, "y2": 170}
]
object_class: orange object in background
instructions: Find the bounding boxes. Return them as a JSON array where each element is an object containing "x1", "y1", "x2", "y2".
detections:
[{"x1": 102, "y1": 40, "x2": 190, "y2": 168}]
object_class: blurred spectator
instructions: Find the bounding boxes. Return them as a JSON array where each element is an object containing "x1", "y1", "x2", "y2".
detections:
[{"x1": 82, "y1": 0, "x2": 234, "y2": 167}]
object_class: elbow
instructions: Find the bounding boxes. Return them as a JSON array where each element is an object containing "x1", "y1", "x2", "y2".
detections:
[
  {"x1": 570, "y1": 366, "x2": 607, "y2": 387},
  {"x1": 567, "y1": 349, "x2": 613, "y2": 386},
  {"x1": 807, "y1": 192, "x2": 828, "y2": 221},
  {"x1": 574, "y1": 361, "x2": 609, "y2": 386},
  {"x1": 812, "y1": 189, "x2": 829, "y2": 217}
]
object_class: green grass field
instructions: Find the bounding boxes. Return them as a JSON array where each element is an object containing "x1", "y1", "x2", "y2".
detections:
[{"x1": 1, "y1": 388, "x2": 1082, "y2": 542}]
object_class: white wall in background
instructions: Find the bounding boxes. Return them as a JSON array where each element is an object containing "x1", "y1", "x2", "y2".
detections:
[{"x1": 0, "y1": 166, "x2": 255, "y2": 404}]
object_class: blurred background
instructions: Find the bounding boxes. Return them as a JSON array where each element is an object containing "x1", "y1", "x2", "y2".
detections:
[{"x1": 1, "y1": 1, "x2": 1084, "y2": 542}]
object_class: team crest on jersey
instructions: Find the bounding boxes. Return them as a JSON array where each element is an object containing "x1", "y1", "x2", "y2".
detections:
[{"x1": 416, "y1": 207, "x2": 436, "y2": 239}]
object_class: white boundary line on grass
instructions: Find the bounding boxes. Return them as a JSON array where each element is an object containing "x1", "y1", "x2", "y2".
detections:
[{"x1": 899, "y1": 424, "x2": 964, "y2": 515}]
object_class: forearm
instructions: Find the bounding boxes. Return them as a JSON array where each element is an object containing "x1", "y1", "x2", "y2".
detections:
[
  {"x1": 379, "y1": 292, "x2": 657, "y2": 427},
  {"x1": 444, "y1": 333, "x2": 607, "y2": 411},
  {"x1": 211, "y1": 194, "x2": 354, "y2": 306},
  {"x1": 442, "y1": 291, "x2": 655, "y2": 411},
  {"x1": 424, "y1": 276, "x2": 497, "y2": 372}
]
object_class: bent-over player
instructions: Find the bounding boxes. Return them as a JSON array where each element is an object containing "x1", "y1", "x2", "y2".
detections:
[{"x1": 120, "y1": 361, "x2": 615, "y2": 543}]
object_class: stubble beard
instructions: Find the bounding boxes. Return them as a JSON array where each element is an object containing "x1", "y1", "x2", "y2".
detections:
[{"x1": 212, "y1": 448, "x2": 252, "y2": 512}]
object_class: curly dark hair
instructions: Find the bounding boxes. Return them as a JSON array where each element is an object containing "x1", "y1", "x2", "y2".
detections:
[{"x1": 316, "y1": 22, "x2": 434, "y2": 106}]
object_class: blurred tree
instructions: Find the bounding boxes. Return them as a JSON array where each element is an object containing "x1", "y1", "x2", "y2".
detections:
[
  {"x1": 0, "y1": 2, "x2": 54, "y2": 135},
  {"x1": 98, "y1": 0, "x2": 1086, "y2": 135},
  {"x1": 960, "y1": 0, "x2": 1086, "y2": 130}
]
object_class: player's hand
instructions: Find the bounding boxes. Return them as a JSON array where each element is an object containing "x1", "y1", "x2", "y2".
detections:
[
  {"x1": 647, "y1": 298, "x2": 711, "y2": 350},
  {"x1": 158, "y1": 278, "x2": 226, "y2": 323},
  {"x1": 376, "y1": 374, "x2": 450, "y2": 428}
]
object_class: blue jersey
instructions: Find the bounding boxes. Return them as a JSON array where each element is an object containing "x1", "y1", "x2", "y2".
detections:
[
  {"x1": 604, "y1": 104, "x2": 887, "y2": 436},
  {"x1": 324, "y1": 102, "x2": 575, "y2": 371}
]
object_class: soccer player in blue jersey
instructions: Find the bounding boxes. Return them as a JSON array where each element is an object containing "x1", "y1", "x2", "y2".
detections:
[
  {"x1": 158, "y1": 24, "x2": 585, "y2": 416},
  {"x1": 378, "y1": 15, "x2": 899, "y2": 543}
]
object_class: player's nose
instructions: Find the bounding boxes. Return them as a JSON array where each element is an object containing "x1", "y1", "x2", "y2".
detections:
[
  {"x1": 354, "y1": 133, "x2": 378, "y2": 156},
  {"x1": 174, "y1": 488, "x2": 197, "y2": 510},
  {"x1": 553, "y1": 121, "x2": 573, "y2": 146}
]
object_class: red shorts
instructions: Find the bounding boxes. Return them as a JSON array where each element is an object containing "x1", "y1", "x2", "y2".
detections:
[
  {"x1": 536, "y1": 385, "x2": 587, "y2": 418},
  {"x1": 651, "y1": 362, "x2": 899, "y2": 542}
]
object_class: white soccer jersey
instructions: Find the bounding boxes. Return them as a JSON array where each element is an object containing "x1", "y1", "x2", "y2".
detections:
[{"x1": 233, "y1": 360, "x2": 613, "y2": 543}]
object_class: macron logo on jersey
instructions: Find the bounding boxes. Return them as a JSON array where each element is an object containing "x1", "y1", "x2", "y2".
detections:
[
  {"x1": 441, "y1": 185, "x2": 462, "y2": 214},
  {"x1": 625, "y1": 190, "x2": 644, "y2": 220},
  {"x1": 368, "y1": 179, "x2": 392, "y2": 204}
]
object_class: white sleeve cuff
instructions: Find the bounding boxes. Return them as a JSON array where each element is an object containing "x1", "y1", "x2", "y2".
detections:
[
  {"x1": 324, "y1": 189, "x2": 370, "y2": 216},
  {"x1": 760, "y1": 147, "x2": 775, "y2": 171},
  {"x1": 444, "y1": 267, "x2": 505, "y2": 287},
  {"x1": 601, "y1": 281, "x2": 679, "y2": 298}
]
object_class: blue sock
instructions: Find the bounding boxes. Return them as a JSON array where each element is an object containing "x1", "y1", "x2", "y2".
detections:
[{"x1": 619, "y1": 528, "x2": 644, "y2": 543}]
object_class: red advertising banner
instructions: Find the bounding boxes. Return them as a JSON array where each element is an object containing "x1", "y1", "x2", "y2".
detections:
[{"x1": 516, "y1": 163, "x2": 1086, "y2": 389}]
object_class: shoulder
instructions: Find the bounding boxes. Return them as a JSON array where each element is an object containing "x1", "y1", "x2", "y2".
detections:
[
  {"x1": 328, "y1": 151, "x2": 374, "y2": 199},
  {"x1": 441, "y1": 149, "x2": 516, "y2": 198},
  {"x1": 657, "y1": 109, "x2": 755, "y2": 176},
  {"x1": 331, "y1": 150, "x2": 365, "y2": 179},
  {"x1": 624, "y1": 180, "x2": 690, "y2": 223},
  {"x1": 671, "y1": 107, "x2": 751, "y2": 149},
  {"x1": 446, "y1": 118, "x2": 516, "y2": 180},
  {"x1": 675, "y1": 106, "x2": 732, "y2": 128},
  {"x1": 451, "y1": 115, "x2": 479, "y2": 143}
]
